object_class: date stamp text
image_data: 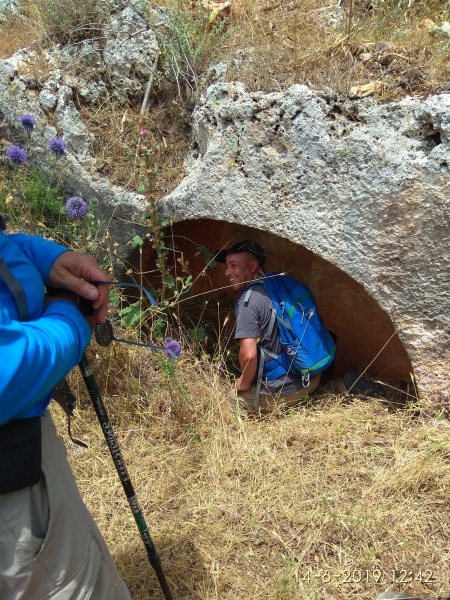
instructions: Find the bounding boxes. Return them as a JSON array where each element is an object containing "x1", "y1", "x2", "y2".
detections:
[{"x1": 300, "y1": 568, "x2": 437, "y2": 585}]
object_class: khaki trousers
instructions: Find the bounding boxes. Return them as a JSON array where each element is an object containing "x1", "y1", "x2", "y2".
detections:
[
  {"x1": 0, "y1": 411, "x2": 131, "y2": 600},
  {"x1": 237, "y1": 374, "x2": 321, "y2": 413}
]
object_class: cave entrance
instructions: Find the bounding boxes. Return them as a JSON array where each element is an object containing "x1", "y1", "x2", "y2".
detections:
[{"x1": 137, "y1": 218, "x2": 412, "y2": 383}]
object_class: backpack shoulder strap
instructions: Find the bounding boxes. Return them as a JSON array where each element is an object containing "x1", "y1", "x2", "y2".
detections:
[
  {"x1": 0, "y1": 217, "x2": 29, "y2": 321},
  {"x1": 234, "y1": 280, "x2": 263, "y2": 315},
  {"x1": 235, "y1": 280, "x2": 278, "y2": 340},
  {"x1": 0, "y1": 256, "x2": 29, "y2": 321}
]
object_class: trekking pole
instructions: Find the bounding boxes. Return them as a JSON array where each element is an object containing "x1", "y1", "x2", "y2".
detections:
[{"x1": 78, "y1": 352, "x2": 173, "y2": 600}]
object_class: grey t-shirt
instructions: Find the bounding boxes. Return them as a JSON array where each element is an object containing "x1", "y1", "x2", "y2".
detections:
[{"x1": 235, "y1": 285, "x2": 305, "y2": 396}]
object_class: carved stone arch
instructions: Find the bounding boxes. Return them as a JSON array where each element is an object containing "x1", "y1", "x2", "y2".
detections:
[{"x1": 140, "y1": 218, "x2": 413, "y2": 386}]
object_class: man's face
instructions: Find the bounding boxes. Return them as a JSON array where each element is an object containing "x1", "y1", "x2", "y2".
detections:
[{"x1": 225, "y1": 252, "x2": 258, "y2": 292}]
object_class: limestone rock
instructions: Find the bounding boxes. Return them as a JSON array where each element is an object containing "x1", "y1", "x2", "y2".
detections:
[
  {"x1": 0, "y1": 1, "x2": 154, "y2": 255},
  {"x1": 0, "y1": 4, "x2": 448, "y2": 402},
  {"x1": 159, "y1": 82, "x2": 450, "y2": 402},
  {"x1": 104, "y1": 5, "x2": 159, "y2": 99},
  {"x1": 348, "y1": 81, "x2": 382, "y2": 98}
]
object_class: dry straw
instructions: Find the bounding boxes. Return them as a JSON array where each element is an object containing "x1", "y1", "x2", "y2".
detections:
[
  {"x1": 3, "y1": 0, "x2": 448, "y2": 192},
  {"x1": 1, "y1": 2, "x2": 449, "y2": 595},
  {"x1": 53, "y1": 341, "x2": 450, "y2": 600}
]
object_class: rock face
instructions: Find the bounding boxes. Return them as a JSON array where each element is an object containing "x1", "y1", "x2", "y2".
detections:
[
  {"x1": 160, "y1": 82, "x2": 450, "y2": 402},
  {"x1": 0, "y1": 0, "x2": 156, "y2": 255},
  {"x1": 0, "y1": 2, "x2": 448, "y2": 402}
]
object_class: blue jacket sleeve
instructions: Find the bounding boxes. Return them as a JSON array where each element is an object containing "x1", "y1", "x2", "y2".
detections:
[
  {"x1": 0, "y1": 300, "x2": 91, "y2": 424},
  {"x1": 6, "y1": 233, "x2": 69, "y2": 283}
]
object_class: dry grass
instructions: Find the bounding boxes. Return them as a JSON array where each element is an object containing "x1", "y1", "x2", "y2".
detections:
[
  {"x1": 79, "y1": 99, "x2": 189, "y2": 195},
  {"x1": 1, "y1": 0, "x2": 449, "y2": 192},
  {"x1": 223, "y1": 0, "x2": 450, "y2": 98},
  {"x1": 1, "y1": 4, "x2": 449, "y2": 597},
  {"x1": 0, "y1": 1, "x2": 41, "y2": 58},
  {"x1": 51, "y1": 342, "x2": 450, "y2": 600}
]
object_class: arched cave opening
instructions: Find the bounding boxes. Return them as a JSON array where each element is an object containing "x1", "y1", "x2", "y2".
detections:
[{"x1": 129, "y1": 218, "x2": 412, "y2": 386}]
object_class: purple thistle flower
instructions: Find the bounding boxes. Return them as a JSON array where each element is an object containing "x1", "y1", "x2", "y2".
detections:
[
  {"x1": 6, "y1": 145, "x2": 27, "y2": 164},
  {"x1": 66, "y1": 196, "x2": 88, "y2": 218},
  {"x1": 164, "y1": 337, "x2": 181, "y2": 359},
  {"x1": 48, "y1": 137, "x2": 66, "y2": 157},
  {"x1": 20, "y1": 113, "x2": 36, "y2": 132}
]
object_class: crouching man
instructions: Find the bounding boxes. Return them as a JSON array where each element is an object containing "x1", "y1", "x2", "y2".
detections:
[{"x1": 215, "y1": 241, "x2": 328, "y2": 414}]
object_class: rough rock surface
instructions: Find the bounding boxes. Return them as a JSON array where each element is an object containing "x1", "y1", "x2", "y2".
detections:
[
  {"x1": 0, "y1": 1, "x2": 448, "y2": 401},
  {"x1": 160, "y1": 82, "x2": 450, "y2": 402},
  {"x1": 0, "y1": 0, "x2": 155, "y2": 255}
]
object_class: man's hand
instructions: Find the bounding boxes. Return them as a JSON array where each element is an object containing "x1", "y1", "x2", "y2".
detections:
[
  {"x1": 236, "y1": 375, "x2": 252, "y2": 393},
  {"x1": 48, "y1": 251, "x2": 111, "y2": 323}
]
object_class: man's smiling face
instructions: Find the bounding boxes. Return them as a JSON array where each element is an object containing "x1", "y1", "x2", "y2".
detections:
[{"x1": 225, "y1": 252, "x2": 259, "y2": 292}]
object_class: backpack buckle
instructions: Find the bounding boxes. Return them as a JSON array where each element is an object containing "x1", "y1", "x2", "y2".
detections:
[{"x1": 302, "y1": 370, "x2": 310, "y2": 388}]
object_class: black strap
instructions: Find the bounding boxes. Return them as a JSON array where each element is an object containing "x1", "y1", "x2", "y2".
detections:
[
  {"x1": 253, "y1": 349, "x2": 265, "y2": 409},
  {"x1": 0, "y1": 256, "x2": 29, "y2": 321},
  {"x1": 53, "y1": 379, "x2": 77, "y2": 418},
  {"x1": 0, "y1": 417, "x2": 42, "y2": 494},
  {"x1": 53, "y1": 380, "x2": 87, "y2": 448},
  {"x1": 257, "y1": 295, "x2": 278, "y2": 408}
]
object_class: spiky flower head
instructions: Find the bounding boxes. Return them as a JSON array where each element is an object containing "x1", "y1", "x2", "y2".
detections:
[
  {"x1": 66, "y1": 196, "x2": 88, "y2": 218},
  {"x1": 20, "y1": 113, "x2": 36, "y2": 132},
  {"x1": 6, "y1": 145, "x2": 27, "y2": 164},
  {"x1": 48, "y1": 137, "x2": 66, "y2": 157},
  {"x1": 164, "y1": 337, "x2": 181, "y2": 359}
]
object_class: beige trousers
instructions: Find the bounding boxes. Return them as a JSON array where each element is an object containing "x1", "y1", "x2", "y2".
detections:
[
  {"x1": 237, "y1": 374, "x2": 321, "y2": 413},
  {"x1": 0, "y1": 411, "x2": 131, "y2": 600}
]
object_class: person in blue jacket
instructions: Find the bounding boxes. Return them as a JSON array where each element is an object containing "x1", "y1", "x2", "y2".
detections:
[{"x1": 0, "y1": 225, "x2": 132, "y2": 599}]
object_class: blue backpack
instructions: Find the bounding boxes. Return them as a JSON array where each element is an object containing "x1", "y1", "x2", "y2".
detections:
[{"x1": 236, "y1": 272, "x2": 336, "y2": 407}]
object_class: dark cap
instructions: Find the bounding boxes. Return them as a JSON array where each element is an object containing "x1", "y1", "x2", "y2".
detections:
[{"x1": 214, "y1": 240, "x2": 266, "y2": 265}]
